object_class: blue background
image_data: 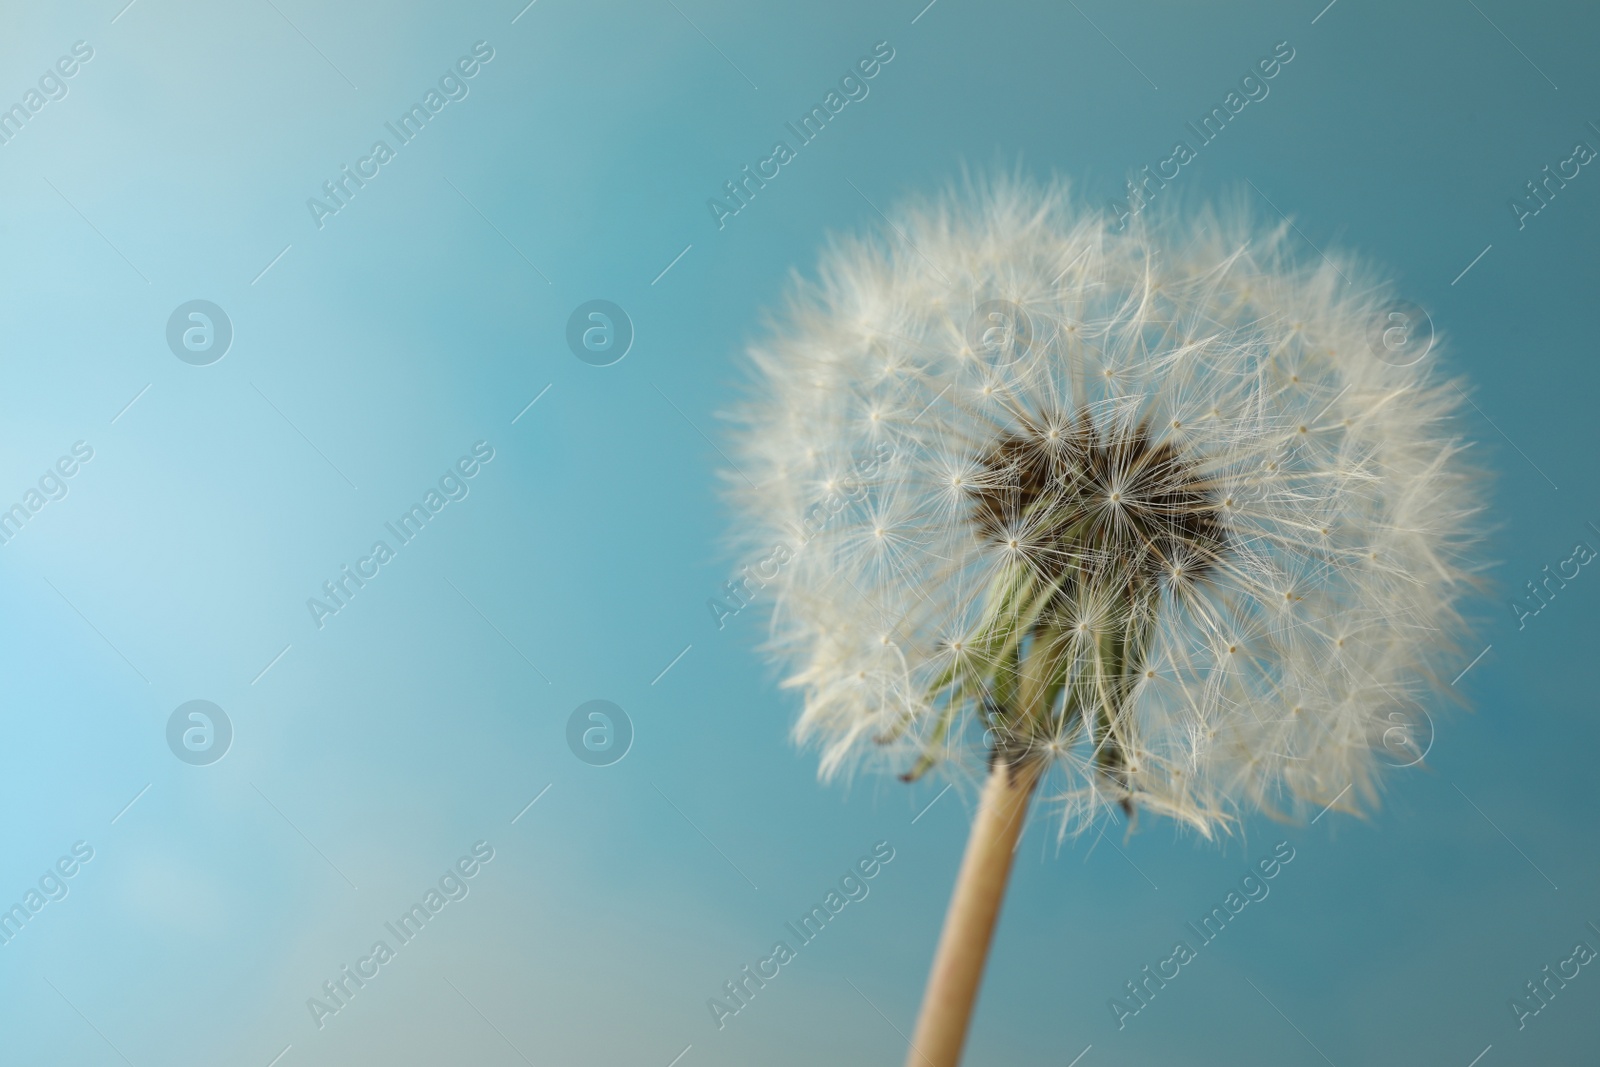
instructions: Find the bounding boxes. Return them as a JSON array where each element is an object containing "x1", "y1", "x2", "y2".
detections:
[{"x1": 0, "y1": 1, "x2": 1595, "y2": 1064}]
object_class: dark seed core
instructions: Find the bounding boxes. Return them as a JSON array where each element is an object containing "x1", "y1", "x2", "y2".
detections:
[{"x1": 968, "y1": 411, "x2": 1228, "y2": 586}]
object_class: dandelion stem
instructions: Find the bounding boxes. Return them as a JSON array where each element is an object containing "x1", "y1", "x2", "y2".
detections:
[{"x1": 905, "y1": 757, "x2": 1043, "y2": 1067}]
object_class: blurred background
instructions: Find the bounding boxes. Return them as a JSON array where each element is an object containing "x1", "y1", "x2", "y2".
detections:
[{"x1": 0, "y1": 1, "x2": 1595, "y2": 1064}]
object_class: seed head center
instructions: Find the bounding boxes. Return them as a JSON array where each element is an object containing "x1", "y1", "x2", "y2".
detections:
[{"x1": 969, "y1": 411, "x2": 1228, "y2": 586}]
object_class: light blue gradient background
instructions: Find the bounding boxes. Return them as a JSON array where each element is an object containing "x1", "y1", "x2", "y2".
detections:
[{"x1": 0, "y1": 1, "x2": 1595, "y2": 1064}]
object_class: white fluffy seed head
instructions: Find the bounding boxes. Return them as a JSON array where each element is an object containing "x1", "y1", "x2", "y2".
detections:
[{"x1": 727, "y1": 177, "x2": 1484, "y2": 838}]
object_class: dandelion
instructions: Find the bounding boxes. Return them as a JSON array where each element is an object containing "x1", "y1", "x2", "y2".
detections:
[{"x1": 726, "y1": 177, "x2": 1482, "y2": 1066}]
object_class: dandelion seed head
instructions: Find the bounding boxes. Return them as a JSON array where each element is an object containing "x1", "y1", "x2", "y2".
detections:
[{"x1": 729, "y1": 177, "x2": 1483, "y2": 837}]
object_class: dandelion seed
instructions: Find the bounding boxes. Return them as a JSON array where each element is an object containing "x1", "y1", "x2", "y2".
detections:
[{"x1": 726, "y1": 176, "x2": 1483, "y2": 1067}]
